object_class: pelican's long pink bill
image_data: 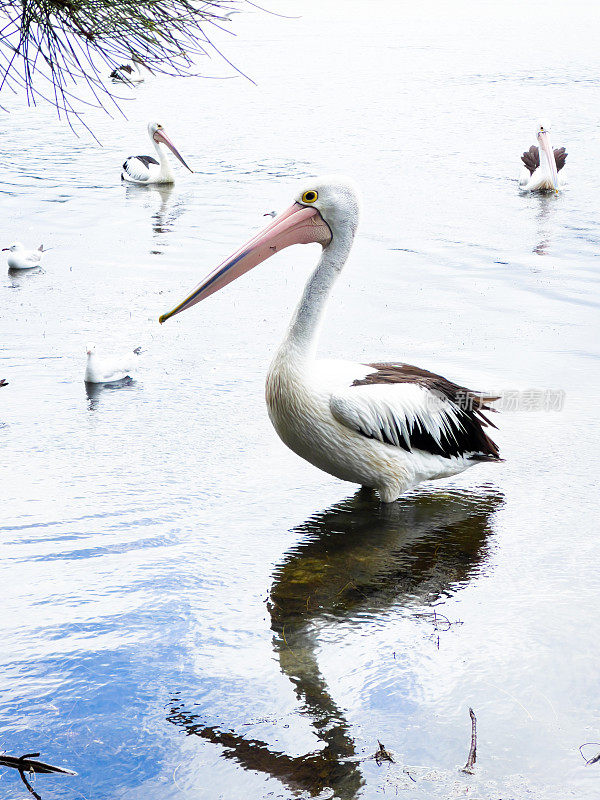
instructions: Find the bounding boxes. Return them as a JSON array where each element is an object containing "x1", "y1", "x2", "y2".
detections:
[
  {"x1": 159, "y1": 203, "x2": 332, "y2": 323},
  {"x1": 154, "y1": 129, "x2": 193, "y2": 173},
  {"x1": 538, "y1": 130, "x2": 558, "y2": 191}
]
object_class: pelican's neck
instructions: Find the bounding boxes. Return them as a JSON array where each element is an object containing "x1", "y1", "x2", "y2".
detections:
[
  {"x1": 152, "y1": 138, "x2": 173, "y2": 180},
  {"x1": 281, "y1": 227, "x2": 354, "y2": 363},
  {"x1": 538, "y1": 135, "x2": 551, "y2": 172}
]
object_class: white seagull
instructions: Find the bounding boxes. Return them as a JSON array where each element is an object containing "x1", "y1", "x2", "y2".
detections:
[
  {"x1": 121, "y1": 122, "x2": 193, "y2": 185},
  {"x1": 159, "y1": 178, "x2": 501, "y2": 503},
  {"x1": 2, "y1": 242, "x2": 44, "y2": 270},
  {"x1": 519, "y1": 121, "x2": 567, "y2": 193},
  {"x1": 84, "y1": 343, "x2": 141, "y2": 384}
]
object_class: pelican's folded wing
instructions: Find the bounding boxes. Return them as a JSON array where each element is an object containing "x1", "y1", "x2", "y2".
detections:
[
  {"x1": 329, "y1": 362, "x2": 500, "y2": 460},
  {"x1": 122, "y1": 155, "x2": 159, "y2": 182}
]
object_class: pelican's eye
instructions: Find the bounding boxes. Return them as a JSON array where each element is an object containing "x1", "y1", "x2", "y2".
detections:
[{"x1": 301, "y1": 190, "x2": 318, "y2": 204}]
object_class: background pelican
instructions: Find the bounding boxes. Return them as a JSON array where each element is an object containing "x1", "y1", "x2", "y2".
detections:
[
  {"x1": 121, "y1": 122, "x2": 193, "y2": 185},
  {"x1": 519, "y1": 121, "x2": 567, "y2": 192},
  {"x1": 160, "y1": 178, "x2": 501, "y2": 502},
  {"x1": 110, "y1": 56, "x2": 150, "y2": 84},
  {"x1": 2, "y1": 242, "x2": 44, "y2": 269}
]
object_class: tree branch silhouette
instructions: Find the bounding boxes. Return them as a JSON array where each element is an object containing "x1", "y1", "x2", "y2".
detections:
[{"x1": 0, "y1": 0, "x2": 251, "y2": 132}]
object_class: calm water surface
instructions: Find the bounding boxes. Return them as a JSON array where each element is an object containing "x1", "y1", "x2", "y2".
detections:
[{"x1": 1, "y1": 1, "x2": 600, "y2": 798}]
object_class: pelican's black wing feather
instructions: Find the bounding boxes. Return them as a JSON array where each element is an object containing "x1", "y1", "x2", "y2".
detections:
[
  {"x1": 330, "y1": 363, "x2": 501, "y2": 461},
  {"x1": 521, "y1": 145, "x2": 539, "y2": 175},
  {"x1": 554, "y1": 147, "x2": 567, "y2": 171}
]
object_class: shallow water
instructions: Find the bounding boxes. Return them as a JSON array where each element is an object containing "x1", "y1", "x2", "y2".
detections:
[{"x1": 1, "y1": 1, "x2": 600, "y2": 798}]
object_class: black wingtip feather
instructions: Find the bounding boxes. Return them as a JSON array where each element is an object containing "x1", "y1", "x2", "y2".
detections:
[{"x1": 352, "y1": 363, "x2": 501, "y2": 461}]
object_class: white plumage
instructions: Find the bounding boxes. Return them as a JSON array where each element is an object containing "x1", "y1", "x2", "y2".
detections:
[
  {"x1": 3, "y1": 242, "x2": 44, "y2": 270},
  {"x1": 84, "y1": 343, "x2": 140, "y2": 384}
]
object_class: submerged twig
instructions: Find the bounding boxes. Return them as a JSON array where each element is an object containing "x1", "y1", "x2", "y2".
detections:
[
  {"x1": 0, "y1": 751, "x2": 77, "y2": 798},
  {"x1": 18, "y1": 762, "x2": 42, "y2": 800},
  {"x1": 374, "y1": 740, "x2": 395, "y2": 766},
  {"x1": 579, "y1": 743, "x2": 600, "y2": 765},
  {"x1": 460, "y1": 708, "x2": 477, "y2": 774}
]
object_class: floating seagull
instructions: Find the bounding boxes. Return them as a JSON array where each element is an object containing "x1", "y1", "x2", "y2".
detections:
[
  {"x1": 2, "y1": 242, "x2": 44, "y2": 270},
  {"x1": 84, "y1": 343, "x2": 141, "y2": 383},
  {"x1": 519, "y1": 121, "x2": 567, "y2": 192},
  {"x1": 159, "y1": 177, "x2": 501, "y2": 502},
  {"x1": 121, "y1": 122, "x2": 193, "y2": 185}
]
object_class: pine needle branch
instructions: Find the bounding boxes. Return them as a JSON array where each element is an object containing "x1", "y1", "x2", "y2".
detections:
[{"x1": 0, "y1": 0, "x2": 252, "y2": 128}]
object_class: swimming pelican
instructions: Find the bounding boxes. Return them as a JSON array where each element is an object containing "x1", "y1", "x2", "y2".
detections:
[
  {"x1": 519, "y1": 121, "x2": 567, "y2": 192},
  {"x1": 110, "y1": 56, "x2": 149, "y2": 84},
  {"x1": 159, "y1": 178, "x2": 501, "y2": 502},
  {"x1": 2, "y1": 242, "x2": 44, "y2": 270},
  {"x1": 121, "y1": 123, "x2": 193, "y2": 185},
  {"x1": 84, "y1": 343, "x2": 141, "y2": 383}
]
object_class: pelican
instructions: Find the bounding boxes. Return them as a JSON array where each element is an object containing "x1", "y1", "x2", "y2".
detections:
[
  {"x1": 2, "y1": 242, "x2": 44, "y2": 270},
  {"x1": 121, "y1": 123, "x2": 193, "y2": 185},
  {"x1": 84, "y1": 343, "x2": 141, "y2": 383},
  {"x1": 519, "y1": 121, "x2": 567, "y2": 192},
  {"x1": 159, "y1": 178, "x2": 501, "y2": 502},
  {"x1": 110, "y1": 56, "x2": 149, "y2": 84}
]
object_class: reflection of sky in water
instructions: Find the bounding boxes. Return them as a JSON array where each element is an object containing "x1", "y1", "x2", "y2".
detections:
[{"x1": 1, "y1": 0, "x2": 600, "y2": 798}]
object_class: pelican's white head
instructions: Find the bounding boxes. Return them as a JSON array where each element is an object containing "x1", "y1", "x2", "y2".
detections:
[
  {"x1": 147, "y1": 122, "x2": 193, "y2": 173},
  {"x1": 86, "y1": 343, "x2": 96, "y2": 357},
  {"x1": 159, "y1": 176, "x2": 358, "y2": 323},
  {"x1": 148, "y1": 121, "x2": 162, "y2": 140},
  {"x1": 291, "y1": 175, "x2": 360, "y2": 242},
  {"x1": 132, "y1": 54, "x2": 154, "y2": 73},
  {"x1": 1, "y1": 242, "x2": 24, "y2": 252},
  {"x1": 537, "y1": 119, "x2": 551, "y2": 137}
]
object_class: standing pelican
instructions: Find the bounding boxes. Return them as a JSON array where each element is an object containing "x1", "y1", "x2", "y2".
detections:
[
  {"x1": 159, "y1": 178, "x2": 501, "y2": 502},
  {"x1": 519, "y1": 121, "x2": 567, "y2": 192},
  {"x1": 121, "y1": 123, "x2": 193, "y2": 185}
]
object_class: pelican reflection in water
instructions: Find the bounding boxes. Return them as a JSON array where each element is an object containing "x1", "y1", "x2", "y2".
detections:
[{"x1": 167, "y1": 487, "x2": 502, "y2": 798}]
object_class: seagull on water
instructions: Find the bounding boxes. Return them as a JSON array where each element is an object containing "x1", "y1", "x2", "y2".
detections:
[
  {"x1": 2, "y1": 242, "x2": 44, "y2": 270},
  {"x1": 84, "y1": 343, "x2": 141, "y2": 384}
]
